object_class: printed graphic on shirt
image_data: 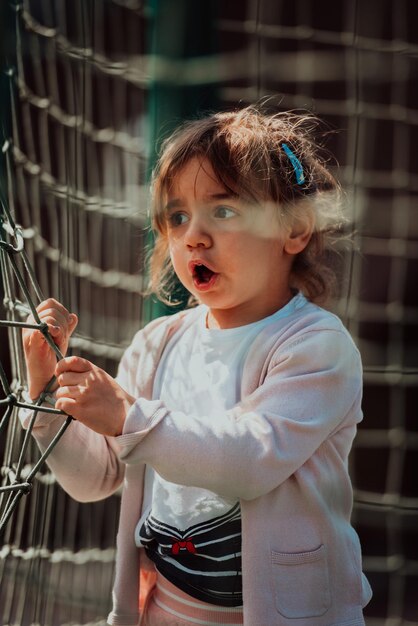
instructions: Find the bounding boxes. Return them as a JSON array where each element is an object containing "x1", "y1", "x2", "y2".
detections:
[{"x1": 138, "y1": 502, "x2": 242, "y2": 607}]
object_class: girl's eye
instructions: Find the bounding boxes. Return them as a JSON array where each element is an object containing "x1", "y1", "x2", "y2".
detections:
[
  {"x1": 214, "y1": 205, "x2": 236, "y2": 219},
  {"x1": 167, "y1": 212, "x2": 188, "y2": 227}
]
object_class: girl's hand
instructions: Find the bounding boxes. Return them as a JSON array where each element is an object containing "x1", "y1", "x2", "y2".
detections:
[
  {"x1": 54, "y1": 356, "x2": 135, "y2": 437},
  {"x1": 22, "y1": 298, "x2": 78, "y2": 400}
]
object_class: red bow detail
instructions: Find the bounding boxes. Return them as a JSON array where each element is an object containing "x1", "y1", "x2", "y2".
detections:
[{"x1": 171, "y1": 539, "x2": 196, "y2": 555}]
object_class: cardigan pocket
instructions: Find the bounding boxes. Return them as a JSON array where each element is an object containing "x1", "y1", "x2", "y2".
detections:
[{"x1": 271, "y1": 544, "x2": 330, "y2": 618}]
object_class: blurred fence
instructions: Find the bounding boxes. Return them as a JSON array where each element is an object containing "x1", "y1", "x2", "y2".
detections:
[{"x1": 0, "y1": 1, "x2": 417, "y2": 624}]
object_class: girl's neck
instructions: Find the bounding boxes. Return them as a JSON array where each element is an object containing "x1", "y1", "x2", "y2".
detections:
[{"x1": 206, "y1": 289, "x2": 294, "y2": 329}]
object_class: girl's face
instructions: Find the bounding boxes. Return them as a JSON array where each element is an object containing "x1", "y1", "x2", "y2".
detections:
[{"x1": 164, "y1": 158, "x2": 306, "y2": 329}]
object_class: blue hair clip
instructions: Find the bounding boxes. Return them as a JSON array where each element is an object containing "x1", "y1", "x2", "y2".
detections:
[{"x1": 281, "y1": 143, "x2": 305, "y2": 186}]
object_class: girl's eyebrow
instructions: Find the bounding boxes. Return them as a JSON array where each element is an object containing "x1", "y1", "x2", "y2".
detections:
[
  {"x1": 164, "y1": 192, "x2": 238, "y2": 212},
  {"x1": 207, "y1": 192, "x2": 238, "y2": 201},
  {"x1": 164, "y1": 199, "x2": 183, "y2": 212}
]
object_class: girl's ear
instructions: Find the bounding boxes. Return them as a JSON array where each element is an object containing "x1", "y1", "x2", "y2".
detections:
[{"x1": 284, "y1": 216, "x2": 313, "y2": 255}]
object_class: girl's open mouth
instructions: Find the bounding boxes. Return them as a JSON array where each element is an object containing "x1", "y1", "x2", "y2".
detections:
[{"x1": 191, "y1": 263, "x2": 218, "y2": 290}]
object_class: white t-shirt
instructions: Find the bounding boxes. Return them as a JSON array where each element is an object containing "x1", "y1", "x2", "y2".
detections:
[{"x1": 134, "y1": 293, "x2": 306, "y2": 605}]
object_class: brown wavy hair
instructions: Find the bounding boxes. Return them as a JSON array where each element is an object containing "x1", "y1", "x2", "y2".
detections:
[{"x1": 148, "y1": 105, "x2": 347, "y2": 306}]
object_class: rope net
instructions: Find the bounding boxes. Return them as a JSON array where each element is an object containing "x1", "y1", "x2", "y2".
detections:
[
  {"x1": 0, "y1": 0, "x2": 417, "y2": 624},
  {"x1": 1, "y1": 1, "x2": 147, "y2": 624}
]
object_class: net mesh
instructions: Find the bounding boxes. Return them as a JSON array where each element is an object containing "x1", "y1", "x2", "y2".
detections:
[
  {"x1": 0, "y1": 0, "x2": 417, "y2": 624},
  {"x1": 1, "y1": 1, "x2": 147, "y2": 624}
]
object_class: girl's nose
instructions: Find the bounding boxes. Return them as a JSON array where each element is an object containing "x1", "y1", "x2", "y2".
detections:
[{"x1": 185, "y1": 218, "x2": 212, "y2": 249}]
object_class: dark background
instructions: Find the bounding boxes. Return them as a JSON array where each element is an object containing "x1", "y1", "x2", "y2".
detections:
[{"x1": 1, "y1": 1, "x2": 417, "y2": 624}]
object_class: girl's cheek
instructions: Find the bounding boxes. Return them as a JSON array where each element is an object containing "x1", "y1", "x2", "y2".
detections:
[
  {"x1": 167, "y1": 230, "x2": 182, "y2": 245},
  {"x1": 168, "y1": 234, "x2": 186, "y2": 256},
  {"x1": 168, "y1": 240, "x2": 178, "y2": 258},
  {"x1": 168, "y1": 247, "x2": 183, "y2": 275}
]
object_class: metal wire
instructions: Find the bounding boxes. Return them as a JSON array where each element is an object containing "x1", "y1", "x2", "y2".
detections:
[{"x1": 0, "y1": 169, "x2": 73, "y2": 532}]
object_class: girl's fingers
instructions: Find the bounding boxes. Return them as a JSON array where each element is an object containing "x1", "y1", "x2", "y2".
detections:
[
  {"x1": 69, "y1": 313, "x2": 78, "y2": 330},
  {"x1": 55, "y1": 385, "x2": 73, "y2": 399},
  {"x1": 35, "y1": 301, "x2": 77, "y2": 333},
  {"x1": 56, "y1": 371, "x2": 86, "y2": 387},
  {"x1": 25, "y1": 300, "x2": 77, "y2": 340},
  {"x1": 55, "y1": 385, "x2": 83, "y2": 401},
  {"x1": 37, "y1": 308, "x2": 71, "y2": 331},
  {"x1": 48, "y1": 324, "x2": 62, "y2": 338},
  {"x1": 55, "y1": 396, "x2": 77, "y2": 415},
  {"x1": 26, "y1": 312, "x2": 77, "y2": 348},
  {"x1": 55, "y1": 356, "x2": 92, "y2": 377},
  {"x1": 36, "y1": 298, "x2": 71, "y2": 319}
]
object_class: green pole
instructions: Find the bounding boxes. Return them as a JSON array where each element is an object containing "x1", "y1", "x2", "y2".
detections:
[{"x1": 143, "y1": 0, "x2": 220, "y2": 323}]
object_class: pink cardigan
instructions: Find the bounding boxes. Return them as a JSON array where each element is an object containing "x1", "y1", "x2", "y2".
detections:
[{"x1": 26, "y1": 301, "x2": 372, "y2": 625}]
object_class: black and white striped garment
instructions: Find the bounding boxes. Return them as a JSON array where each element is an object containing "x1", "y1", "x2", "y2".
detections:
[{"x1": 138, "y1": 502, "x2": 242, "y2": 606}]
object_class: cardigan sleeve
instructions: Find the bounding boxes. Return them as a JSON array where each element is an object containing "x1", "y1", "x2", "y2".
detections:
[
  {"x1": 25, "y1": 418, "x2": 125, "y2": 502},
  {"x1": 16, "y1": 329, "x2": 144, "y2": 502},
  {"x1": 116, "y1": 326, "x2": 363, "y2": 501},
  {"x1": 17, "y1": 313, "x2": 175, "y2": 502}
]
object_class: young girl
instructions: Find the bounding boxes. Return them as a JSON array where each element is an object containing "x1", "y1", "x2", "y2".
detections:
[{"x1": 22, "y1": 106, "x2": 372, "y2": 626}]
